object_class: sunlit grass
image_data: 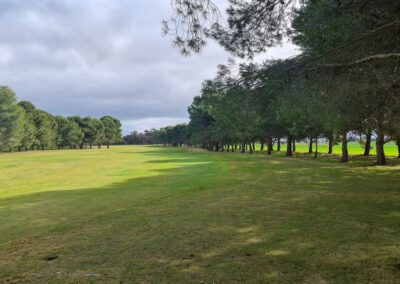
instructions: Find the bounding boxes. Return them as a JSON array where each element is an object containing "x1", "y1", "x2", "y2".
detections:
[{"x1": 1, "y1": 146, "x2": 399, "y2": 283}]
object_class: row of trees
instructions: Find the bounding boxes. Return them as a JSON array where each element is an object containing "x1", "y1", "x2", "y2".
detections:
[
  {"x1": 0, "y1": 86, "x2": 122, "y2": 152},
  {"x1": 123, "y1": 124, "x2": 187, "y2": 146},
  {"x1": 158, "y1": 0, "x2": 400, "y2": 165}
]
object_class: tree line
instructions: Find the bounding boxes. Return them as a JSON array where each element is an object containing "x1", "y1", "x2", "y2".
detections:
[
  {"x1": 0, "y1": 86, "x2": 122, "y2": 152},
  {"x1": 123, "y1": 124, "x2": 187, "y2": 147},
  {"x1": 152, "y1": 0, "x2": 400, "y2": 165}
]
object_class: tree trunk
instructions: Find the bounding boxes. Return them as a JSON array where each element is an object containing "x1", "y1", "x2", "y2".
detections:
[
  {"x1": 364, "y1": 129, "x2": 372, "y2": 156},
  {"x1": 252, "y1": 141, "x2": 255, "y2": 151},
  {"x1": 260, "y1": 140, "x2": 264, "y2": 151},
  {"x1": 341, "y1": 131, "x2": 349, "y2": 163},
  {"x1": 249, "y1": 141, "x2": 253, "y2": 154},
  {"x1": 107, "y1": 143, "x2": 110, "y2": 149},
  {"x1": 292, "y1": 137, "x2": 296, "y2": 152},
  {"x1": 397, "y1": 139, "x2": 400, "y2": 158},
  {"x1": 328, "y1": 135, "x2": 333, "y2": 154},
  {"x1": 241, "y1": 141, "x2": 245, "y2": 153},
  {"x1": 286, "y1": 135, "x2": 293, "y2": 157},
  {"x1": 375, "y1": 127, "x2": 386, "y2": 165},
  {"x1": 308, "y1": 137, "x2": 313, "y2": 153},
  {"x1": 221, "y1": 143, "x2": 224, "y2": 152},
  {"x1": 231, "y1": 144, "x2": 234, "y2": 152},
  {"x1": 277, "y1": 137, "x2": 281, "y2": 151},
  {"x1": 267, "y1": 136, "x2": 273, "y2": 155},
  {"x1": 314, "y1": 137, "x2": 318, "y2": 159}
]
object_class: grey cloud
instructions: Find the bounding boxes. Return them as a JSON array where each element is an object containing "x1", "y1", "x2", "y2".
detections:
[{"x1": 0, "y1": 0, "x2": 298, "y2": 134}]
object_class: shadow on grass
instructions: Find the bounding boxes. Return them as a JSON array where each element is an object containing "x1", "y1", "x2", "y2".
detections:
[{"x1": 1, "y1": 147, "x2": 400, "y2": 283}]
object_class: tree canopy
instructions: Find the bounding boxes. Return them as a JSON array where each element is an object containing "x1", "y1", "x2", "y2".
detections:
[
  {"x1": 157, "y1": 0, "x2": 400, "y2": 165},
  {"x1": 0, "y1": 86, "x2": 122, "y2": 153}
]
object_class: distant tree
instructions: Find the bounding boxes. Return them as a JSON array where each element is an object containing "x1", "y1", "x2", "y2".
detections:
[
  {"x1": 55, "y1": 116, "x2": 83, "y2": 149},
  {"x1": 13, "y1": 107, "x2": 35, "y2": 151},
  {"x1": 17, "y1": 101, "x2": 38, "y2": 150},
  {"x1": 101, "y1": 116, "x2": 122, "y2": 148},
  {"x1": 171, "y1": 124, "x2": 187, "y2": 146},
  {"x1": 0, "y1": 86, "x2": 23, "y2": 152},
  {"x1": 83, "y1": 117, "x2": 102, "y2": 149},
  {"x1": 93, "y1": 119, "x2": 105, "y2": 148},
  {"x1": 34, "y1": 110, "x2": 57, "y2": 150}
]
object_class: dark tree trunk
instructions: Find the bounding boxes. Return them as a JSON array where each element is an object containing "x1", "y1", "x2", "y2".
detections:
[
  {"x1": 397, "y1": 139, "x2": 400, "y2": 158},
  {"x1": 260, "y1": 140, "x2": 264, "y2": 151},
  {"x1": 364, "y1": 129, "x2": 372, "y2": 156},
  {"x1": 341, "y1": 131, "x2": 349, "y2": 163},
  {"x1": 286, "y1": 135, "x2": 293, "y2": 157},
  {"x1": 249, "y1": 141, "x2": 253, "y2": 154},
  {"x1": 235, "y1": 143, "x2": 237, "y2": 150},
  {"x1": 267, "y1": 136, "x2": 273, "y2": 155},
  {"x1": 292, "y1": 137, "x2": 296, "y2": 152},
  {"x1": 252, "y1": 141, "x2": 255, "y2": 151},
  {"x1": 277, "y1": 137, "x2": 281, "y2": 151},
  {"x1": 107, "y1": 143, "x2": 110, "y2": 149},
  {"x1": 328, "y1": 135, "x2": 333, "y2": 154},
  {"x1": 375, "y1": 127, "x2": 386, "y2": 165},
  {"x1": 241, "y1": 141, "x2": 246, "y2": 153},
  {"x1": 308, "y1": 137, "x2": 313, "y2": 153},
  {"x1": 314, "y1": 138, "x2": 318, "y2": 159},
  {"x1": 221, "y1": 143, "x2": 225, "y2": 152},
  {"x1": 90, "y1": 144, "x2": 93, "y2": 149}
]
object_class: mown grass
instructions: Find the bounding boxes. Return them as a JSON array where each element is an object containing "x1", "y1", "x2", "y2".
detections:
[{"x1": 1, "y1": 146, "x2": 400, "y2": 283}]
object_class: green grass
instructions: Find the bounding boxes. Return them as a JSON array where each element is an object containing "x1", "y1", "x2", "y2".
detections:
[{"x1": 1, "y1": 146, "x2": 400, "y2": 283}]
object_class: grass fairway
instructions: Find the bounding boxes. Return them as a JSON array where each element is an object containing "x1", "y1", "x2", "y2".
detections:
[{"x1": 1, "y1": 146, "x2": 400, "y2": 283}]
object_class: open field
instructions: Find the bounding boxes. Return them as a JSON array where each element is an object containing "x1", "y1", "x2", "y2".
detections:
[{"x1": 1, "y1": 146, "x2": 400, "y2": 283}]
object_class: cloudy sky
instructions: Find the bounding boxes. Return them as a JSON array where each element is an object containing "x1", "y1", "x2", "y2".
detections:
[{"x1": 0, "y1": 0, "x2": 299, "y2": 134}]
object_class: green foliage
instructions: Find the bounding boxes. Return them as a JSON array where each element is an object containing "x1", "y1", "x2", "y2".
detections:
[
  {"x1": 161, "y1": 0, "x2": 400, "y2": 165},
  {"x1": 0, "y1": 87, "x2": 121, "y2": 152},
  {"x1": 101, "y1": 116, "x2": 122, "y2": 147},
  {"x1": 0, "y1": 86, "x2": 23, "y2": 151}
]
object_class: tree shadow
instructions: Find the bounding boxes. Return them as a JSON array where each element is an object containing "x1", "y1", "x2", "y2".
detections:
[{"x1": 1, "y1": 148, "x2": 400, "y2": 283}]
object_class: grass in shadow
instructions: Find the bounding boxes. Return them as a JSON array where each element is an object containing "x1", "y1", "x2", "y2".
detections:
[{"x1": 0, "y1": 146, "x2": 399, "y2": 283}]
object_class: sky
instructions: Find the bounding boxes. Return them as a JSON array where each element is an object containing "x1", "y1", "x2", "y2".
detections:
[{"x1": 0, "y1": 0, "x2": 299, "y2": 134}]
